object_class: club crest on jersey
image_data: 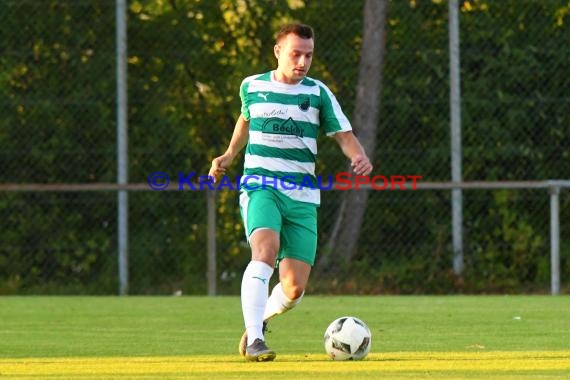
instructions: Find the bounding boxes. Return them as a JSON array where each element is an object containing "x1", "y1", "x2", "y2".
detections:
[{"x1": 298, "y1": 95, "x2": 310, "y2": 111}]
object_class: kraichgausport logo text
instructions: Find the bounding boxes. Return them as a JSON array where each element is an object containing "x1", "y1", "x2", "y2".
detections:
[{"x1": 147, "y1": 172, "x2": 422, "y2": 191}]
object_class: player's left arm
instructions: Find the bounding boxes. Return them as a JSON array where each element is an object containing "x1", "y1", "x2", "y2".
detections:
[{"x1": 333, "y1": 131, "x2": 373, "y2": 176}]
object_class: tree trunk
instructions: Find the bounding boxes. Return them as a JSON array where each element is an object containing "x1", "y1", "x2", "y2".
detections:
[{"x1": 318, "y1": 0, "x2": 388, "y2": 274}]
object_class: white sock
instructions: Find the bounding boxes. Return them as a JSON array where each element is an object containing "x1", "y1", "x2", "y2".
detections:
[
  {"x1": 241, "y1": 260, "x2": 274, "y2": 345},
  {"x1": 263, "y1": 282, "x2": 303, "y2": 321}
]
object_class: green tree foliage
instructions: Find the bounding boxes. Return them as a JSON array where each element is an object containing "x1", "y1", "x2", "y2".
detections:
[
  {"x1": 461, "y1": 0, "x2": 570, "y2": 180},
  {"x1": 459, "y1": 0, "x2": 569, "y2": 293},
  {"x1": 0, "y1": 0, "x2": 568, "y2": 294},
  {"x1": 0, "y1": 1, "x2": 117, "y2": 293}
]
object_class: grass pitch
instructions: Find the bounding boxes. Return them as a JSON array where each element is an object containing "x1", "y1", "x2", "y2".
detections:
[{"x1": 0, "y1": 296, "x2": 568, "y2": 379}]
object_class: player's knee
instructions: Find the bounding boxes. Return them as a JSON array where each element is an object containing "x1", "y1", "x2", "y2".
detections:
[
  {"x1": 251, "y1": 248, "x2": 278, "y2": 266},
  {"x1": 283, "y1": 283, "x2": 304, "y2": 300},
  {"x1": 250, "y1": 231, "x2": 279, "y2": 265}
]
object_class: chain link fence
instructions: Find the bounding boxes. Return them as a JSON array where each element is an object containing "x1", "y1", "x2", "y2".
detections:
[{"x1": 0, "y1": 0, "x2": 568, "y2": 295}]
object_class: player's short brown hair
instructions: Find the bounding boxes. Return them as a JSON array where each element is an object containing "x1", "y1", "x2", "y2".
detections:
[{"x1": 276, "y1": 23, "x2": 314, "y2": 43}]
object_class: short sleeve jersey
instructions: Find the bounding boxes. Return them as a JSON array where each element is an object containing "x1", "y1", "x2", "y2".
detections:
[{"x1": 240, "y1": 71, "x2": 352, "y2": 205}]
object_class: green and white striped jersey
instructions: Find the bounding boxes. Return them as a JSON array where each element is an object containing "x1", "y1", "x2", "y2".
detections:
[{"x1": 240, "y1": 70, "x2": 352, "y2": 205}]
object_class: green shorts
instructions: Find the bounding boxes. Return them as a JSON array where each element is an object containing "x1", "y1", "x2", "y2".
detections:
[{"x1": 239, "y1": 188, "x2": 318, "y2": 266}]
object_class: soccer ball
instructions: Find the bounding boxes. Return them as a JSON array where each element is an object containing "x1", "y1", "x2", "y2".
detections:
[{"x1": 323, "y1": 316, "x2": 372, "y2": 360}]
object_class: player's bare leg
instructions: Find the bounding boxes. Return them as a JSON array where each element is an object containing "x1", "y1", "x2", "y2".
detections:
[
  {"x1": 278, "y1": 258, "x2": 311, "y2": 299},
  {"x1": 263, "y1": 258, "x2": 310, "y2": 320}
]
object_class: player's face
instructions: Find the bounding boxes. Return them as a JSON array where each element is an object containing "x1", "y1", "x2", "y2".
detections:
[{"x1": 274, "y1": 33, "x2": 314, "y2": 84}]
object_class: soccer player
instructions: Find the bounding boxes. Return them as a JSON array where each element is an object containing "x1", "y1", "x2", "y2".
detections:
[{"x1": 208, "y1": 23, "x2": 373, "y2": 361}]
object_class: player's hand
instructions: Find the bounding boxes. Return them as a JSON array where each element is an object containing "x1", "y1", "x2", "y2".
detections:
[
  {"x1": 351, "y1": 154, "x2": 373, "y2": 176},
  {"x1": 207, "y1": 154, "x2": 233, "y2": 183}
]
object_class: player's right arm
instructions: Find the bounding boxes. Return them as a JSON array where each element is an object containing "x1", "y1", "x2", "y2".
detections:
[{"x1": 208, "y1": 114, "x2": 250, "y2": 183}]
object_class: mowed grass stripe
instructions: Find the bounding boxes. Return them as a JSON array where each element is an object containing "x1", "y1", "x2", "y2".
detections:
[
  {"x1": 1, "y1": 296, "x2": 568, "y2": 379},
  {"x1": 1, "y1": 351, "x2": 569, "y2": 377},
  {"x1": 2, "y1": 296, "x2": 569, "y2": 358}
]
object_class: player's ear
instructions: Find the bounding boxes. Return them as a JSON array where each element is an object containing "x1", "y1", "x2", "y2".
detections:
[{"x1": 274, "y1": 44, "x2": 280, "y2": 59}]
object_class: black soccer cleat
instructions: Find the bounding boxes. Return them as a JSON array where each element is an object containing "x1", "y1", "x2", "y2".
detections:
[
  {"x1": 238, "y1": 321, "x2": 269, "y2": 357},
  {"x1": 244, "y1": 338, "x2": 276, "y2": 362}
]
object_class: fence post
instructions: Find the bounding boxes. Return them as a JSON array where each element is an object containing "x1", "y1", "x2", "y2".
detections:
[
  {"x1": 116, "y1": 0, "x2": 129, "y2": 296},
  {"x1": 449, "y1": 0, "x2": 463, "y2": 275},
  {"x1": 207, "y1": 189, "x2": 217, "y2": 295},
  {"x1": 549, "y1": 185, "x2": 560, "y2": 295}
]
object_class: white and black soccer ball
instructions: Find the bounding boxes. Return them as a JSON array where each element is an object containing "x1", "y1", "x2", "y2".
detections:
[{"x1": 323, "y1": 316, "x2": 372, "y2": 361}]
